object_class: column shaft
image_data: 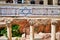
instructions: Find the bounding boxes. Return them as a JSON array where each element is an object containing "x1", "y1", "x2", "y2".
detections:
[
  {"x1": 51, "y1": 25, "x2": 56, "y2": 40},
  {"x1": 30, "y1": 26, "x2": 34, "y2": 40},
  {"x1": 7, "y1": 24, "x2": 12, "y2": 40},
  {"x1": 53, "y1": 0, "x2": 58, "y2": 5},
  {"x1": 44, "y1": 0, "x2": 48, "y2": 5}
]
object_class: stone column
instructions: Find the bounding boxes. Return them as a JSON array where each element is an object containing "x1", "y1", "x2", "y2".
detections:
[
  {"x1": 6, "y1": 18, "x2": 13, "y2": 40},
  {"x1": 53, "y1": 0, "x2": 58, "y2": 5},
  {"x1": 59, "y1": 33, "x2": 60, "y2": 40},
  {"x1": 51, "y1": 20, "x2": 57, "y2": 40},
  {"x1": 6, "y1": 23, "x2": 12, "y2": 40},
  {"x1": 44, "y1": 0, "x2": 48, "y2": 5},
  {"x1": 30, "y1": 26, "x2": 34, "y2": 40},
  {"x1": 35, "y1": 0, "x2": 40, "y2": 4},
  {"x1": 29, "y1": 19, "x2": 34, "y2": 40},
  {"x1": 13, "y1": 0, "x2": 16, "y2": 4},
  {"x1": 51, "y1": 25, "x2": 56, "y2": 40},
  {"x1": 25, "y1": 0, "x2": 30, "y2": 4},
  {"x1": 22, "y1": 0, "x2": 24, "y2": 4}
]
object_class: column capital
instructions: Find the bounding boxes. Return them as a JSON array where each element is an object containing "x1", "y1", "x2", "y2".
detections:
[{"x1": 51, "y1": 20, "x2": 57, "y2": 25}]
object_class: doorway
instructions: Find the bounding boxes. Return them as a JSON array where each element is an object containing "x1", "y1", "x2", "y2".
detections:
[{"x1": 48, "y1": 0, "x2": 53, "y2": 5}]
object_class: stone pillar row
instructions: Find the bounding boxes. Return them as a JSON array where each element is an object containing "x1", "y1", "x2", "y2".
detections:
[
  {"x1": 12, "y1": 0, "x2": 58, "y2": 5},
  {"x1": 0, "y1": 18, "x2": 59, "y2": 40},
  {"x1": 27, "y1": 0, "x2": 58, "y2": 5}
]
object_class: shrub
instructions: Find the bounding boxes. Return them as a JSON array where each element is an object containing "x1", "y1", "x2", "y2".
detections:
[{"x1": 12, "y1": 24, "x2": 22, "y2": 37}]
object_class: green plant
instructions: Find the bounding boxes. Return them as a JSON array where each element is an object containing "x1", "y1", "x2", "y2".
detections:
[
  {"x1": 12, "y1": 24, "x2": 22, "y2": 37},
  {"x1": 0, "y1": 27, "x2": 7, "y2": 37}
]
